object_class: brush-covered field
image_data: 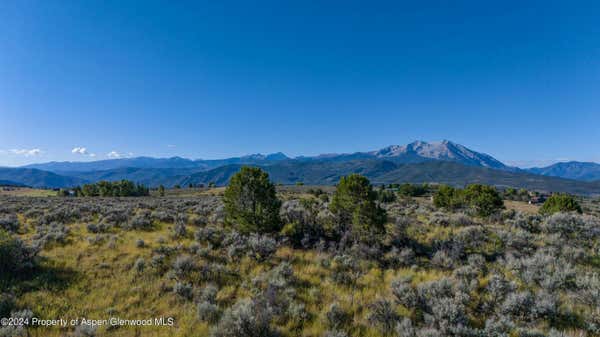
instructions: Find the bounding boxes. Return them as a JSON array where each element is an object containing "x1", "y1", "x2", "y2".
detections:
[{"x1": 1, "y1": 184, "x2": 599, "y2": 337}]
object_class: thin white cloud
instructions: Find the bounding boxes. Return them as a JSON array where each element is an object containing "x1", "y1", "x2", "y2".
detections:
[
  {"x1": 167, "y1": 144, "x2": 177, "y2": 148},
  {"x1": 107, "y1": 150, "x2": 133, "y2": 159},
  {"x1": 71, "y1": 147, "x2": 96, "y2": 157},
  {"x1": 107, "y1": 151, "x2": 122, "y2": 158},
  {"x1": 72, "y1": 147, "x2": 88, "y2": 155},
  {"x1": 9, "y1": 148, "x2": 42, "y2": 157}
]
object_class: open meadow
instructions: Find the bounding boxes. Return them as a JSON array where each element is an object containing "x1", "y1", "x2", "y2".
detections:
[{"x1": 1, "y1": 182, "x2": 599, "y2": 337}]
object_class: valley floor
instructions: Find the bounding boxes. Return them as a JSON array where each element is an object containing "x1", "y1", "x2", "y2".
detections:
[{"x1": 1, "y1": 188, "x2": 599, "y2": 337}]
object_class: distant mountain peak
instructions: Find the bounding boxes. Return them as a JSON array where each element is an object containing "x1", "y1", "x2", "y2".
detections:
[
  {"x1": 265, "y1": 152, "x2": 289, "y2": 161},
  {"x1": 8, "y1": 141, "x2": 600, "y2": 192},
  {"x1": 240, "y1": 152, "x2": 289, "y2": 161},
  {"x1": 20, "y1": 140, "x2": 508, "y2": 175},
  {"x1": 369, "y1": 140, "x2": 507, "y2": 169}
]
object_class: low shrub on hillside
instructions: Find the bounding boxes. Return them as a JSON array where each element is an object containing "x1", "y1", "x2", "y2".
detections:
[
  {"x1": 434, "y1": 184, "x2": 504, "y2": 216},
  {"x1": 0, "y1": 214, "x2": 19, "y2": 233},
  {"x1": 539, "y1": 194, "x2": 582, "y2": 215},
  {"x1": 0, "y1": 229, "x2": 37, "y2": 278}
]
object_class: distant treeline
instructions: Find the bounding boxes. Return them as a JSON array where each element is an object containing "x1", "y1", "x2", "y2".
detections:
[
  {"x1": 387, "y1": 183, "x2": 431, "y2": 197},
  {"x1": 60, "y1": 180, "x2": 149, "y2": 197},
  {"x1": 433, "y1": 184, "x2": 504, "y2": 216}
]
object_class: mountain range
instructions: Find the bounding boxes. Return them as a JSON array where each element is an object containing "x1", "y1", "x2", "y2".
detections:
[
  {"x1": 22, "y1": 152, "x2": 291, "y2": 172},
  {"x1": 525, "y1": 161, "x2": 600, "y2": 182},
  {"x1": 23, "y1": 141, "x2": 507, "y2": 172},
  {"x1": 0, "y1": 168, "x2": 85, "y2": 189},
  {"x1": 2, "y1": 140, "x2": 599, "y2": 195}
]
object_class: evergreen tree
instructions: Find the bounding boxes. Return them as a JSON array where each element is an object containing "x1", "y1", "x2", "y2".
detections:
[
  {"x1": 223, "y1": 167, "x2": 282, "y2": 234},
  {"x1": 329, "y1": 174, "x2": 387, "y2": 241}
]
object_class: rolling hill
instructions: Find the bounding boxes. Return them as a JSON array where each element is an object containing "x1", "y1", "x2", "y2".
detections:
[
  {"x1": 0, "y1": 180, "x2": 27, "y2": 187},
  {"x1": 62, "y1": 167, "x2": 203, "y2": 187},
  {"x1": 180, "y1": 160, "x2": 600, "y2": 195},
  {"x1": 526, "y1": 161, "x2": 600, "y2": 181},
  {"x1": 23, "y1": 153, "x2": 291, "y2": 173},
  {"x1": 4, "y1": 159, "x2": 600, "y2": 195},
  {"x1": 23, "y1": 156, "x2": 205, "y2": 172},
  {"x1": 0, "y1": 168, "x2": 86, "y2": 188}
]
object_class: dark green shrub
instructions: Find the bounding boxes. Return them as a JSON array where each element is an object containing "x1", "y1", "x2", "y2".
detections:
[
  {"x1": 539, "y1": 194, "x2": 582, "y2": 216},
  {"x1": 433, "y1": 185, "x2": 464, "y2": 210},
  {"x1": 0, "y1": 229, "x2": 36, "y2": 278},
  {"x1": 434, "y1": 184, "x2": 504, "y2": 216},
  {"x1": 397, "y1": 183, "x2": 429, "y2": 197},
  {"x1": 376, "y1": 186, "x2": 397, "y2": 203},
  {"x1": 198, "y1": 301, "x2": 220, "y2": 323},
  {"x1": 0, "y1": 214, "x2": 19, "y2": 233},
  {"x1": 463, "y1": 184, "x2": 504, "y2": 217},
  {"x1": 223, "y1": 167, "x2": 282, "y2": 234},
  {"x1": 0, "y1": 293, "x2": 15, "y2": 318},
  {"x1": 325, "y1": 303, "x2": 351, "y2": 330},
  {"x1": 329, "y1": 174, "x2": 386, "y2": 240},
  {"x1": 280, "y1": 199, "x2": 324, "y2": 247}
]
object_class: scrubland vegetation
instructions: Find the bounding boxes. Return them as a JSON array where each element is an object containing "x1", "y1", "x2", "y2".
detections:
[
  {"x1": 1, "y1": 168, "x2": 599, "y2": 337},
  {"x1": 59, "y1": 180, "x2": 150, "y2": 197}
]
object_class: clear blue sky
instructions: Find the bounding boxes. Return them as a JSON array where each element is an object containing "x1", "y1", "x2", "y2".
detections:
[{"x1": 1, "y1": 1, "x2": 599, "y2": 167}]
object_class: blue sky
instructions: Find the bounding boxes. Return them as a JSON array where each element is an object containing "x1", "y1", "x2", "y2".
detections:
[{"x1": 1, "y1": 1, "x2": 599, "y2": 167}]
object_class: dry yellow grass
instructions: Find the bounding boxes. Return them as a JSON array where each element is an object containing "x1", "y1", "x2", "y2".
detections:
[
  {"x1": 15, "y1": 218, "x2": 451, "y2": 337},
  {"x1": 10, "y1": 191, "x2": 590, "y2": 337},
  {"x1": 16, "y1": 222, "x2": 203, "y2": 337},
  {"x1": 504, "y1": 200, "x2": 540, "y2": 214},
  {"x1": 0, "y1": 187, "x2": 57, "y2": 197}
]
